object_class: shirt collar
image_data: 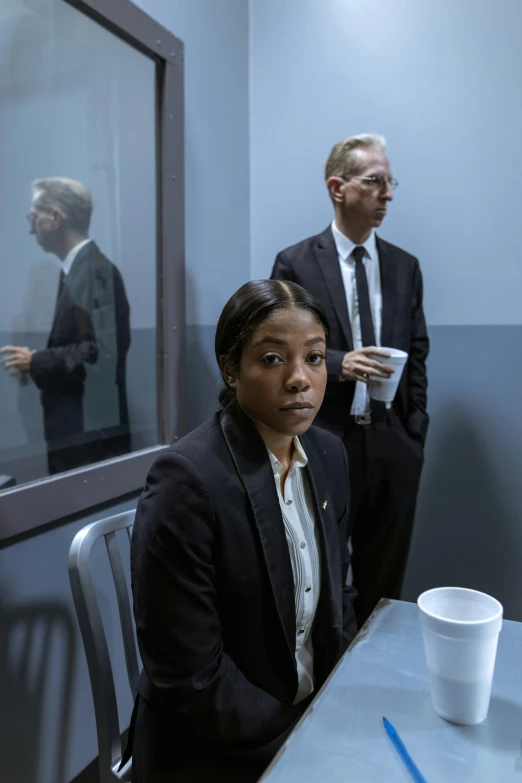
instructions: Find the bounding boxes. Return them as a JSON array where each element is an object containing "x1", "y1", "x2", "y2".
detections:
[
  {"x1": 267, "y1": 436, "x2": 308, "y2": 476},
  {"x1": 331, "y1": 219, "x2": 377, "y2": 264},
  {"x1": 62, "y1": 238, "x2": 92, "y2": 275}
]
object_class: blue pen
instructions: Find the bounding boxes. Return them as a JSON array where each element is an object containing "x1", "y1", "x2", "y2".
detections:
[{"x1": 382, "y1": 717, "x2": 428, "y2": 783}]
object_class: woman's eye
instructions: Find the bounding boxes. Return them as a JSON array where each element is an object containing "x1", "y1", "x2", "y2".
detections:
[
  {"x1": 308, "y1": 352, "x2": 325, "y2": 365},
  {"x1": 262, "y1": 354, "x2": 282, "y2": 364}
]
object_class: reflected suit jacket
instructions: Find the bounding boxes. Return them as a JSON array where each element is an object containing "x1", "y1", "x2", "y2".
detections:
[
  {"x1": 272, "y1": 226, "x2": 430, "y2": 444},
  {"x1": 129, "y1": 400, "x2": 357, "y2": 777},
  {"x1": 29, "y1": 241, "x2": 130, "y2": 452}
]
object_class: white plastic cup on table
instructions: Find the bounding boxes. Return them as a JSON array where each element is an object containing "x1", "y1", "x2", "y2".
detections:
[
  {"x1": 368, "y1": 348, "x2": 408, "y2": 403},
  {"x1": 418, "y1": 587, "x2": 503, "y2": 725}
]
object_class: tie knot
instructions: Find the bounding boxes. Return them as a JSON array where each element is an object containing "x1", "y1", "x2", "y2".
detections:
[{"x1": 353, "y1": 246, "x2": 365, "y2": 263}]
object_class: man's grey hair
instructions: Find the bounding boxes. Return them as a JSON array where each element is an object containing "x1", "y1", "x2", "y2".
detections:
[
  {"x1": 325, "y1": 133, "x2": 387, "y2": 181},
  {"x1": 32, "y1": 177, "x2": 94, "y2": 234}
]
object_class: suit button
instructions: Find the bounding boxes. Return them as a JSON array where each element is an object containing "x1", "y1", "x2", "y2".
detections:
[
  {"x1": 286, "y1": 499, "x2": 293, "y2": 505},
  {"x1": 300, "y1": 541, "x2": 306, "y2": 549},
  {"x1": 305, "y1": 585, "x2": 311, "y2": 592},
  {"x1": 298, "y1": 628, "x2": 305, "y2": 635}
]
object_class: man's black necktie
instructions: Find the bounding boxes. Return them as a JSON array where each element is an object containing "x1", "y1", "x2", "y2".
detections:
[
  {"x1": 58, "y1": 269, "x2": 66, "y2": 296},
  {"x1": 353, "y1": 245, "x2": 376, "y2": 347},
  {"x1": 353, "y1": 245, "x2": 386, "y2": 420},
  {"x1": 52, "y1": 270, "x2": 66, "y2": 323}
]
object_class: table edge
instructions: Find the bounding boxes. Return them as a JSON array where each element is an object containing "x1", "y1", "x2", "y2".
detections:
[{"x1": 258, "y1": 597, "x2": 395, "y2": 781}]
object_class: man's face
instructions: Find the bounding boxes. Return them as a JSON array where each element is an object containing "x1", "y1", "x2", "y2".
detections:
[
  {"x1": 333, "y1": 147, "x2": 394, "y2": 230},
  {"x1": 27, "y1": 192, "x2": 61, "y2": 252}
]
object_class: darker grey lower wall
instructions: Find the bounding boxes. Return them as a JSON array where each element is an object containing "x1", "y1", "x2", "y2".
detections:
[
  {"x1": 0, "y1": 495, "x2": 138, "y2": 783},
  {"x1": 403, "y1": 325, "x2": 522, "y2": 621},
  {"x1": 187, "y1": 322, "x2": 522, "y2": 622},
  {"x1": 187, "y1": 323, "x2": 522, "y2": 622},
  {"x1": 2, "y1": 323, "x2": 521, "y2": 783}
]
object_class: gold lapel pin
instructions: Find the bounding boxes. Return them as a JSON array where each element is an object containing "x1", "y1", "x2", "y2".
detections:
[{"x1": 322, "y1": 500, "x2": 328, "y2": 510}]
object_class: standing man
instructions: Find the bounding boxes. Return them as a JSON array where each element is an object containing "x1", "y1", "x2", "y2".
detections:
[
  {"x1": 271, "y1": 134, "x2": 429, "y2": 625},
  {"x1": 1, "y1": 177, "x2": 131, "y2": 475}
]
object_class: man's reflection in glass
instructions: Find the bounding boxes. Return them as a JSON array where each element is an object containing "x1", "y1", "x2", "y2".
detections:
[{"x1": 0, "y1": 178, "x2": 131, "y2": 475}]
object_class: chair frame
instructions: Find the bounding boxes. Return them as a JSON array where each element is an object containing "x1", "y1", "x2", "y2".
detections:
[{"x1": 69, "y1": 510, "x2": 138, "y2": 782}]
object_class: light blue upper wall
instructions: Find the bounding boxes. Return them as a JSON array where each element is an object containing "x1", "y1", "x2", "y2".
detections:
[
  {"x1": 132, "y1": 0, "x2": 251, "y2": 426},
  {"x1": 135, "y1": 0, "x2": 251, "y2": 327},
  {"x1": 249, "y1": 0, "x2": 522, "y2": 326},
  {"x1": 249, "y1": 0, "x2": 522, "y2": 618}
]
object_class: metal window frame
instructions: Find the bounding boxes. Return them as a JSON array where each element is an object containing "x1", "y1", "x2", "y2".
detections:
[{"x1": 0, "y1": 0, "x2": 185, "y2": 542}]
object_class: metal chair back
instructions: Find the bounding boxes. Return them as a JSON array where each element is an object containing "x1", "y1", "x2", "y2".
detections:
[{"x1": 68, "y1": 510, "x2": 138, "y2": 782}]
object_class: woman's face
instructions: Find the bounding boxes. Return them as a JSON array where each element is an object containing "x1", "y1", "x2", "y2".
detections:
[{"x1": 226, "y1": 306, "x2": 327, "y2": 438}]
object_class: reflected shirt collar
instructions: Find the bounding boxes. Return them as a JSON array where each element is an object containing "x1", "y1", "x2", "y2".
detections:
[{"x1": 62, "y1": 238, "x2": 92, "y2": 275}]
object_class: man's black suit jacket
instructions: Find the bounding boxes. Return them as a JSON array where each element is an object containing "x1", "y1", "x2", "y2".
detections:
[
  {"x1": 130, "y1": 400, "x2": 357, "y2": 779},
  {"x1": 272, "y1": 226, "x2": 429, "y2": 444},
  {"x1": 29, "y1": 241, "x2": 131, "y2": 460}
]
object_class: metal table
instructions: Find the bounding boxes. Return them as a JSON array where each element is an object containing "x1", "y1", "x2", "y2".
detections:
[{"x1": 260, "y1": 599, "x2": 522, "y2": 782}]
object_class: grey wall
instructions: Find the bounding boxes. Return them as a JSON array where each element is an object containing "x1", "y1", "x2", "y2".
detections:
[
  {"x1": 249, "y1": 0, "x2": 522, "y2": 618},
  {"x1": 0, "y1": 2, "x2": 250, "y2": 782},
  {"x1": 133, "y1": 0, "x2": 251, "y2": 430}
]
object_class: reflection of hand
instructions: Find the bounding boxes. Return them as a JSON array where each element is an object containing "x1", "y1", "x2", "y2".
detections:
[
  {"x1": 340, "y1": 347, "x2": 394, "y2": 385},
  {"x1": 0, "y1": 345, "x2": 36, "y2": 375}
]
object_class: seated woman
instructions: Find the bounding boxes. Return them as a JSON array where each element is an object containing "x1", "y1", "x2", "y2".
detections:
[{"x1": 128, "y1": 280, "x2": 357, "y2": 783}]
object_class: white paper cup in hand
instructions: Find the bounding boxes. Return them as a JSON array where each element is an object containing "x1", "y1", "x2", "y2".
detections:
[
  {"x1": 368, "y1": 347, "x2": 408, "y2": 403},
  {"x1": 418, "y1": 587, "x2": 503, "y2": 725}
]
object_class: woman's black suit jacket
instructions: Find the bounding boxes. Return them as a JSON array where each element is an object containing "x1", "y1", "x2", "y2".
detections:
[{"x1": 129, "y1": 400, "x2": 357, "y2": 782}]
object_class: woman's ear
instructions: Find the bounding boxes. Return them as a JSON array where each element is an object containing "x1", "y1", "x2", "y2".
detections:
[{"x1": 219, "y1": 356, "x2": 237, "y2": 389}]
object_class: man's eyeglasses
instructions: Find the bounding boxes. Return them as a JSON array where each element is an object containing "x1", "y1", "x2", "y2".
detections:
[{"x1": 346, "y1": 175, "x2": 399, "y2": 191}]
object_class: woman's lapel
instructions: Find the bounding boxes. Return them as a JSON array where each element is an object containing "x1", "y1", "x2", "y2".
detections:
[{"x1": 220, "y1": 401, "x2": 296, "y2": 660}]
